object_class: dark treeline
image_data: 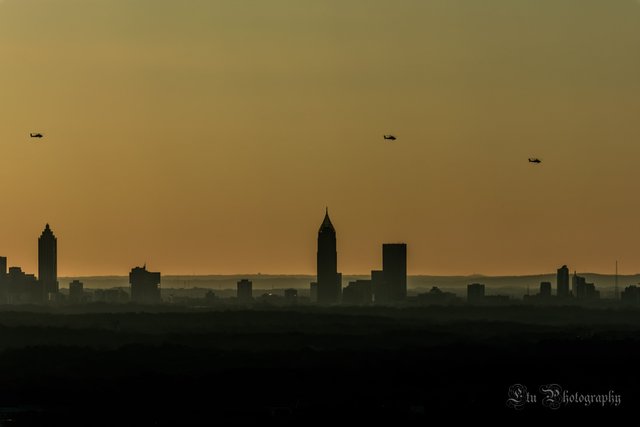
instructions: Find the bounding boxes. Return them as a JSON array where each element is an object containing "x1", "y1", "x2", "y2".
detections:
[{"x1": 0, "y1": 306, "x2": 636, "y2": 425}]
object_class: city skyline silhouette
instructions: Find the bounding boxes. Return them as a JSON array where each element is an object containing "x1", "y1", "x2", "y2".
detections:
[
  {"x1": 1, "y1": 2, "x2": 639, "y2": 422},
  {"x1": 0, "y1": 218, "x2": 636, "y2": 285},
  {"x1": 1, "y1": 217, "x2": 636, "y2": 307}
]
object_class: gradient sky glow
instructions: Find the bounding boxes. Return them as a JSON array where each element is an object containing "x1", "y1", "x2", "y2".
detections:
[{"x1": 1, "y1": 0, "x2": 640, "y2": 276}]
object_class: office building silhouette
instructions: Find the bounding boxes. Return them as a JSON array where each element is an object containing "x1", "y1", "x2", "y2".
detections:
[
  {"x1": 93, "y1": 288, "x2": 129, "y2": 304},
  {"x1": 540, "y1": 282, "x2": 551, "y2": 298},
  {"x1": 621, "y1": 285, "x2": 640, "y2": 304},
  {"x1": 342, "y1": 280, "x2": 373, "y2": 305},
  {"x1": 573, "y1": 272, "x2": 600, "y2": 300},
  {"x1": 571, "y1": 271, "x2": 585, "y2": 297},
  {"x1": 129, "y1": 265, "x2": 161, "y2": 304},
  {"x1": 38, "y1": 224, "x2": 58, "y2": 299},
  {"x1": 69, "y1": 280, "x2": 84, "y2": 303},
  {"x1": 0, "y1": 258, "x2": 40, "y2": 304},
  {"x1": 467, "y1": 283, "x2": 485, "y2": 303},
  {"x1": 6, "y1": 266, "x2": 40, "y2": 303},
  {"x1": 237, "y1": 279, "x2": 253, "y2": 302},
  {"x1": 582, "y1": 282, "x2": 599, "y2": 299},
  {"x1": 377, "y1": 243, "x2": 407, "y2": 303},
  {"x1": 557, "y1": 265, "x2": 569, "y2": 298},
  {"x1": 316, "y1": 209, "x2": 341, "y2": 304},
  {"x1": 417, "y1": 286, "x2": 459, "y2": 305}
]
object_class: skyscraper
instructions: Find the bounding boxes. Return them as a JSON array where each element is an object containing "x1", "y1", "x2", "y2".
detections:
[
  {"x1": 557, "y1": 265, "x2": 569, "y2": 298},
  {"x1": 317, "y1": 208, "x2": 340, "y2": 304},
  {"x1": 38, "y1": 224, "x2": 58, "y2": 297},
  {"x1": 129, "y1": 265, "x2": 161, "y2": 304},
  {"x1": 381, "y1": 243, "x2": 407, "y2": 303}
]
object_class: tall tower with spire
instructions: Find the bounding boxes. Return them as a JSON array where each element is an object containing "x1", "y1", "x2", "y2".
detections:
[
  {"x1": 317, "y1": 208, "x2": 340, "y2": 304},
  {"x1": 38, "y1": 223, "x2": 58, "y2": 297}
]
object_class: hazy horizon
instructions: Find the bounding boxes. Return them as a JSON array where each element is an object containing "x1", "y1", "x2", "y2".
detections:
[
  {"x1": 55, "y1": 272, "x2": 640, "y2": 298},
  {"x1": 2, "y1": 0, "x2": 640, "y2": 276},
  {"x1": 56, "y1": 271, "x2": 640, "y2": 279}
]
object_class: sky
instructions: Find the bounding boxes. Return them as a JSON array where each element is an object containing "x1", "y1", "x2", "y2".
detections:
[{"x1": 1, "y1": 0, "x2": 640, "y2": 276}]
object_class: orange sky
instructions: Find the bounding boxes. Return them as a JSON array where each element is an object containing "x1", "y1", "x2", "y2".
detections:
[{"x1": 1, "y1": 0, "x2": 640, "y2": 276}]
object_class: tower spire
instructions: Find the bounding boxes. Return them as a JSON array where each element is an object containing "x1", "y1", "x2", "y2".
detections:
[
  {"x1": 319, "y1": 208, "x2": 335, "y2": 232},
  {"x1": 317, "y1": 207, "x2": 338, "y2": 304},
  {"x1": 38, "y1": 223, "x2": 58, "y2": 299}
]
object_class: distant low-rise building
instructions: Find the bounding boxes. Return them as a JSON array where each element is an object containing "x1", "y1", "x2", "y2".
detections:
[
  {"x1": 5, "y1": 266, "x2": 40, "y2": 304},
  {"x1": 69, "y1": 280, "x2": 84, "y2": 303},
  {"x1": 523, "y1": 282, "x2": 553, "y2": 304},
  {"x1": 417, "y1": 286, "x2": 459, "y2": 305},
  {"x1": 573, "y1": 273, "x2": 600, "y2": 300},
  {"x1": 467, "y1": 283, "x2": 485, "y2": 303},
  {"x1": 621, "y1": 285, "x2": 640, "y2": 304},
  {"x1": 539, "y1": 282, "x2": 552, "y2": 298},
  {"x1": 93, "y1": 288, "x2": 129, "y2": 303},
  {"x1": 258, "y1": 292, "x2": 281, "y2": 305},
  {"x1": 342, "y1": 280, "x2": 373, "y2": 306}
]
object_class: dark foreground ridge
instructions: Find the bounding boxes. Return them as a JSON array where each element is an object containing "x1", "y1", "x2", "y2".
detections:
[{"x1": 0, "y1": 306, "x2": 637, "y2": 425}]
